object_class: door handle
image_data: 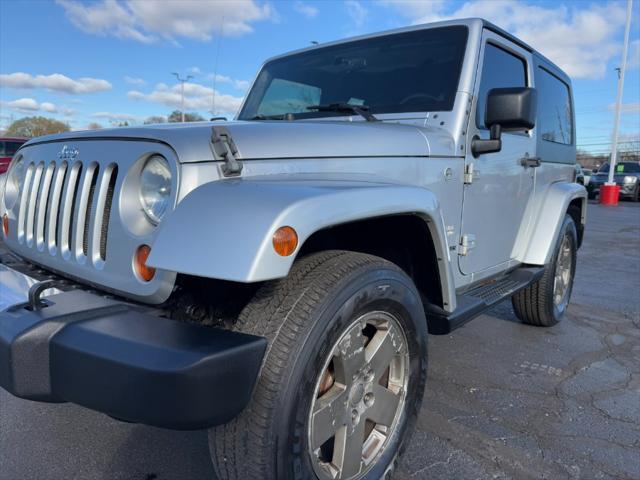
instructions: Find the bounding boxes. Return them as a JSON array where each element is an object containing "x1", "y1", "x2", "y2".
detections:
[{"x1": 520, "y1": 156, "x2": 541, "y2": 168}]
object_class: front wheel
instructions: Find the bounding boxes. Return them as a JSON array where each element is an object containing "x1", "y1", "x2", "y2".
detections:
[
  {"x1": 209, "y1": 251, "x2": 428, "y2": 480},
  {"x1": 512, "y1": 214, "x2": 578, "y2": 326}
]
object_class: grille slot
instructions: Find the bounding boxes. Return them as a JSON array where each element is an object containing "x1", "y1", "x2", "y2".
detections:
[
  {"x1": 81, "y1": 165, "x2": 100, "y2": 257},
  {"x1": 17, "y1": 163, "x2": 35, "y2": 242},
  {"x1": 36, "y1": 162, "x2": 56, "y2": 250},
  {"x1": 61, "y1": 162, "x2": 83, "y2": 255},
  {"x1": 47, "y1": 161, "x2": 68, "y2": 253},
  {"x1": 98, "y1": 165, "x2": 118, "y2": 261},
  {"x1": 25, "y1": 162, "x2": 44, "y2": 246}
]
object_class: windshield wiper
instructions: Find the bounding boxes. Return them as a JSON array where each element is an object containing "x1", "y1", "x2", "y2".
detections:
[
  {"x1": 249, "y1": 113, "x2": 296, "y2": 121},
  {"x1": 306, "y1": 103, "x2": 378, "y2": 122}
]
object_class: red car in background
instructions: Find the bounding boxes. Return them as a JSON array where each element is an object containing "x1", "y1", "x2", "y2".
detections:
[{"x1": 0, "y1": 137, "x2": 27, "y2": 174}]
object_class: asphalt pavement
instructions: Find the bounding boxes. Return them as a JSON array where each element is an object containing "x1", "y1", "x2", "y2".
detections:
[{"x1": 1, "y1": 201, "x2": 639, "y2": 480}]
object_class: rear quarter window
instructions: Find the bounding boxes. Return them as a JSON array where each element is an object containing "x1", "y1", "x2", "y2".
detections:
[{"x1": 537, "y1": 68, "x2": 573, "y2": 145}]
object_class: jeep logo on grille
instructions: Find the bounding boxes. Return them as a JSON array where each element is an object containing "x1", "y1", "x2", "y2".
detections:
[{"x1": 58, "y1": 145, "x2": 79, "y2": 160}]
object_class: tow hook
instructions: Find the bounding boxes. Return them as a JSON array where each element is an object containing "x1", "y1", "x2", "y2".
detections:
[{"x1": 27, "y1": 279, "x2": 60, "y2": 311}]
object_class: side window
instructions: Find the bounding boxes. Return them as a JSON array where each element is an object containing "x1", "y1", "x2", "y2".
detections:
[
  {"x1": 257, "y1": 78, "x2": 321, "y2": 116},
  {"x1": 537, "y1": 68, "x2": 573, "y2": 145},
  {"x1": 476, "y1": 43, "x2": 527, "y2": 129},
  {"x1": 0, "y1": 142, "x2": 5, "y2": 156}
]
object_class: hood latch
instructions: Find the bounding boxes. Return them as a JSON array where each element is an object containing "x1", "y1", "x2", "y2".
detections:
[{"x1": 211, "y1": 126, "x2": 243, "y2": 177}]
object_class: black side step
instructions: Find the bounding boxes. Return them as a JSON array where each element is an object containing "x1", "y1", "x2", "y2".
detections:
[{"x1": 426, "y1": 266, "x2": 544, "y2": 334}]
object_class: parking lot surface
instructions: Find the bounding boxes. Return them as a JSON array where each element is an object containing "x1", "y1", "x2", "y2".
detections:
[{"x1": 1, "y1": 201, "x2": 639, "y2": 480}]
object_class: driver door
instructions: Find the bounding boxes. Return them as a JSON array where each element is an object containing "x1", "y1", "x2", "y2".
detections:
[{"x1": 458, "y1": 32, "x2": 536, "y2": 276}]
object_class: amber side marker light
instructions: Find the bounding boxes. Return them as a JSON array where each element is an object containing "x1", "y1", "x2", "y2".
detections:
[
  {"x1": 273, "y1": 226, "x2": 298, "y2": 257},
  {"x1": 2, "y1": 214, "x2": 8, "y2": 237},
  {"x1": 134, "y1": 244, "x2": 156, "y2": 281}
]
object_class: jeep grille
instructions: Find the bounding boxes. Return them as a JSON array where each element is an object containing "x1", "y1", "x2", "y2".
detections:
[{"x1": 17, "y1": 159, "x2": 118, "y2": 263}]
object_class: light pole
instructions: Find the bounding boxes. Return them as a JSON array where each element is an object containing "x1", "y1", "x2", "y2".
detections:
[
  {"x1": 172, "y1": 72, "x2": 193, "y2": 122},
  {"x1": 601, "y1": 0, "x2": 633, "y2": 205}
]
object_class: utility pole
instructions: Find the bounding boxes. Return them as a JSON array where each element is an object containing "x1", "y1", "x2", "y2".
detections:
[
  {"x1": 606, "y1": 0, "x2": 633, "y2": 188},
  {"x1": 172, "y1": 72, "x2": 193, "y2": 123}
]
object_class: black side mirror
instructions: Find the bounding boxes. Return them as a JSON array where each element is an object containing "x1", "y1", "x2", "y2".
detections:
[{"x1": 472, "y1": 87, "x2": 537, "y2": 157}]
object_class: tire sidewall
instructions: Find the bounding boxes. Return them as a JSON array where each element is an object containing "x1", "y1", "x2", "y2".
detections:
[
  {"x1": 545, "y1": 215, "x2": 578, "y2": 322},
  {"x1": 276, "y1": 265, "x2": 428, "y2": 480}
]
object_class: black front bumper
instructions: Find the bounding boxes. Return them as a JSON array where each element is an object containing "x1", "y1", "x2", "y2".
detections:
[{"x1": 0, "y1": 289, "x2": 267, "y2": 430}]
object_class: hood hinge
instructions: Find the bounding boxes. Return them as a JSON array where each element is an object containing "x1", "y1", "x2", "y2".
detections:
[{"x1": 211, "y1": 126, "x2": 243, "y2": 177}]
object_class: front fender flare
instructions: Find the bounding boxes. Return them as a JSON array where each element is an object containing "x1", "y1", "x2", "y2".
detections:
[
  {"x1": 520, "y1": 181, "x2": 587, "y2": 265},
  {"x1": 148, "y1": 178, "x2": 457, "y2": 311}
]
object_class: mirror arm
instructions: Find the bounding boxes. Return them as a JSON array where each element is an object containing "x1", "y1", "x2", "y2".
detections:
[
  {"x1": 471, "y1": 124, "x2": 502, "y2": 158},
  {"x1": 490, "y1": 124, "x2": 502, "y2": 140}
]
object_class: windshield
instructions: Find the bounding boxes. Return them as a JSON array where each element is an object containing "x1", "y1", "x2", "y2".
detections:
[
  {"x1": 597, "y1": 162, "x2": 640, "y2": 174},
  {"x1": 238, "y1": 26, "x2": 468, "y2": 120}
]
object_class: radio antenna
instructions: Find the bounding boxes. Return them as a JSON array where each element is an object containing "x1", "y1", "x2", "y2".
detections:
[{"x1": 212, "y1": 17, "x2": 225, "y2": 116}]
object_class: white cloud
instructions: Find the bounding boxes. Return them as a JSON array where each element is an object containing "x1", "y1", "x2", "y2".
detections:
[
  {"x1": 124, "y1": 76, "x2": 146, "y2": 86},
  {"x1": 608, "y1": 102, "x2": 640, "y2": 114},
  {"x1": 91, "y1": 111, "x2": 144, "y2": 123},
  {"x1": 208, "y1": 73, "x2": 251, "y2": 91},
  {"x1": 56, "y1": 0, "x2": 277, "y2": 43},
  {"x1": 40, "y1": 102, "x2": 58, "y2": 113},
  {"x1": 294, "y1": 1, "x2": 319, "y2": 18},
  {"x1": 127, "y1": 81, "x2": 244, "y2": 116},
  {"x1": 3, "y1": 98, "x2": 58, "y2": 113},
  {"x1": 345, "y1": 0, "x2": 368, "y2": 28},
  {"x1": 0, "y1": 72, "x2": 112, "y2": 94},
  {"x1": 6, "y1": 98, "x2": 40, "y2": 111},
  {"x1": 381, "y1": 0, "x2": 628, "y2": 79}
]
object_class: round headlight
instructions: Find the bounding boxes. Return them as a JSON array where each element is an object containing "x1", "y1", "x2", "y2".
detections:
[
  {"x1": 139, "y1": 155, "x2": 172, "y2": 224},
  {"x1": 3, "y1": 157, "x2": 25, "y2": 211}
]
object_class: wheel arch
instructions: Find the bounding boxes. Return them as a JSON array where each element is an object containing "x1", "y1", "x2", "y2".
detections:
[
  {"x1": 298, "y1": 214, "x2": 448, "y2": 310},
  {"x1": 519, "y1": 181, "x2": 587, "y2": 265}
]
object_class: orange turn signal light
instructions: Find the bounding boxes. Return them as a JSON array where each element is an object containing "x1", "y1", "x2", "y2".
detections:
[
  {"x1": 134, "y1": 244, "x2": 156, "y2": 282},
  {"x1": 273, "y1": 226, "x2": 298, "y2": 257},
  {"x1": 2, "y1": 213, "x2": 8, "y2": 238}
]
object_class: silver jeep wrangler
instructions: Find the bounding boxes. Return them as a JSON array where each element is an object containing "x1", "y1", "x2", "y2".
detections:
[{"x1": 0, "y1": 18, "x2": 585, "y2": 480}]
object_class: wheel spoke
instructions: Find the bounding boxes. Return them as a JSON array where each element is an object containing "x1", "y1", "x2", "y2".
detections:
[
  {"x1": 333, "y1": 325, "x2": 366, "y2": 385},
  {"x1": 366, "y1": 330, "x2": 398, "y2": 381},
  {"x1": 367, "y1": 384, "x2": 401, "y2": 426},
  {"x1": 311, "y1": 385, "x2": 348, "y2": 449},
  {"x1": 333, "y1": 421, "x2": 366, "y2": 479}
]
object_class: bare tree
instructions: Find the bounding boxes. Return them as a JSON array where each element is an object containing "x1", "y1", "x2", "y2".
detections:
[{"x1": 6, "y1": 116, "x2": 70, "y2": 138}]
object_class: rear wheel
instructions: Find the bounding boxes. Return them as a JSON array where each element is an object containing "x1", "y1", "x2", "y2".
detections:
[
  {"x1": 512, "y1": 214, "x2": 577, "y2": 326},
  {"x1": 209, "y1": 250, "x2": 428, "y2": 480}
]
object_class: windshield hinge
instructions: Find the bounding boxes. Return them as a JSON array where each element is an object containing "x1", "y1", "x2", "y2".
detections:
[
  {"x1": 211, "y1": 126, "x2": 243, "y2": 177},
  {"x1": 464, "y1": 163, "x2": 474, "y2": 184},
  {"x1": 458, "y1": 234, "x2": 476, "y2": 256}
]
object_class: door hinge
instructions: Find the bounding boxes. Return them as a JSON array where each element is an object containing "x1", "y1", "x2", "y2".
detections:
[
  {"x1": 464, "y1": 163, "x2": 474, "y2": 184},
  {"x1": 458, "y1": 234, "x2": 476, "y2": 256}
]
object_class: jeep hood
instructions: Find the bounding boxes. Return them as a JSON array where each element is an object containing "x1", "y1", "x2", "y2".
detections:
[{"x1": 22, "y1": 120, "x2": 457, "y2": 162}]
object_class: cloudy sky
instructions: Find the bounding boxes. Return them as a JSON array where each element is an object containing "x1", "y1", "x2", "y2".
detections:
[{"x1": 1, "y1": 0, "x2": 638, "y2": 154}]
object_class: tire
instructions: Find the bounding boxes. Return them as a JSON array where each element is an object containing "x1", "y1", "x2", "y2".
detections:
[
  {"x1": 512, "y1": 214, "x2": 577, "y2": 326},
  {"x1": 209, "y1": 250, "x2": 428, "y2": 480},
  {"x1": 634, "y1": 185, "x2": 640, "y2": 202}
]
